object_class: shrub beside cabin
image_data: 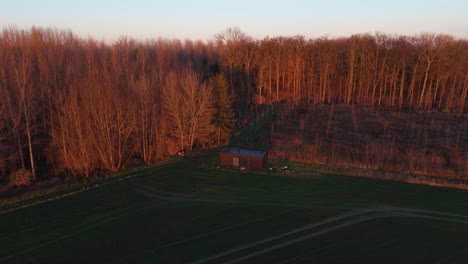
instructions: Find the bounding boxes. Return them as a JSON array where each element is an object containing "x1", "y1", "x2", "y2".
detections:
[{"x1": 220, "y1": 148, "x2": 268, "y2": 170}]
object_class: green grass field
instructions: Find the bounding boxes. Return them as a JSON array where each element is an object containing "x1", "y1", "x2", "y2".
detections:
[{"x1": 1, "y1": 157, "x2": 468, "y2": 263}]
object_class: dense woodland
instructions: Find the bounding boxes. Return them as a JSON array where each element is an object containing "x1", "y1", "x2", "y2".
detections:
[{"x1": 0, "y1": 27, "x2": 467, "y2": 187}]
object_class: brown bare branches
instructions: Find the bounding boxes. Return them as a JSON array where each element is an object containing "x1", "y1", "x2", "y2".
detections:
[
  {"x1": 0, "y1": 26, "x2": 466, "y2": 182},
  {"x1": 163, "y1": 69, "x2": 213, "y2": 152}
]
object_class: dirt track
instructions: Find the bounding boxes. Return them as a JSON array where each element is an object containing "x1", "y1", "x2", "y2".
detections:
[
  {"x1": 192, "y1": 208, "x2": 468, "y2": 264},
  {"x1": 135, "y1": 187, "x2": 468, "y2": 264}
]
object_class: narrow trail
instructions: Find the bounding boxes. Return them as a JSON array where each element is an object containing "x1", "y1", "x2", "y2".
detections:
[
  {"x1": 193, "y1": 209, "x2": 468, "y2": 264},
  {"x1": 135, "y1": 187, "x2": 362, "y2": 210},
  {"x1": 220, "y1": 215, "x2": 386, "y2": 264},
  {"x1": 2, "y1": 185, "x2": 467, "y2": 263},
  {"x1": 191, "y1": 210, "x2": 375, "y2": 264},
  {"x1": 136, "y1": 186, "x2": 468, "y2": 219},
  {"x1": 135, "y1": 186, "x2": 468, "y2": 264}
]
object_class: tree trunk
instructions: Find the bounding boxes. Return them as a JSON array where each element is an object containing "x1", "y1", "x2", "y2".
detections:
[
  {"x1": 23, "y1": 99, "x2": 36, "y2": 180},
  {"x1": 418, "y1": 60, "x2": 432, "y2": 108}
]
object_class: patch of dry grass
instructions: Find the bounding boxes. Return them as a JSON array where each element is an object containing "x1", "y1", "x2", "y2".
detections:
[{"x1": 270, "y1": 104, "x2": 468, "y2": 181}]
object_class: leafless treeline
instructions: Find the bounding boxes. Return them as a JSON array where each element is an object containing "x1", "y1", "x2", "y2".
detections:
[
  {"x1": 0, "y1": 26, "x2": 467, "y2": 183},
  {"x1": 0, "y1": 27, "x2": 219, "y2": 182},
  {"x1": 218, "y1": 28, "x2": 467, "y2": 113}
]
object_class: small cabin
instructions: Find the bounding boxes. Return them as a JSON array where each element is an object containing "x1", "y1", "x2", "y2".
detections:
[{"x1": 220, "y1": 148, "x2": 268, "y2": 170}]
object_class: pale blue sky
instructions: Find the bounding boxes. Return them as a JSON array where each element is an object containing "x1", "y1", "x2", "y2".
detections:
[{"x1": 1, "y1": 0, "x2": 467, "y2": 41}]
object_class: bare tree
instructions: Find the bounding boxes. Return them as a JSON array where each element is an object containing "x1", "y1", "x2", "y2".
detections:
[
  {"x1": 163, "y1": 69, "x2": 212, "y2": 152},
  {"x1": 414, "y1": 33, "x2": 453, "y2": 109},
  {"x1": 2, "y1": 28, "x2": 38, "y2": 180},
  {"x1": 216, "y1": 27, "x2": 246, "y2": 99},
  {"x1": 238, "y1": 37, "x2": 258, "y2": 107}
]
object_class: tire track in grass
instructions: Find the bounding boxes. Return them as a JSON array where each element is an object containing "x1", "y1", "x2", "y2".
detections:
[
  {"x1": 192, "y1": 208, "x2": 468, "y2": 264},
  {"x1": 380, "y1": 206, "x2": 468, "y2": 220},
  {"x1": 191, "y1": 209, "x2": 374, "y2": 264},
  {"x1": 136, "y1": 186, "x2": 468, "y2": 263},
  {"x1": 391, "y1": 212, "x2": 468, "y2": 224},
  {"x1": 222, "y1": 211, "x2": 468, "y2": 264},
  {"x1": 153, "y1": 209, "x2": 292, "y2": 251},
  {"x1": 116, "y1": 208, "x2": 295, "y2": 264},
  {"x1": 0, "y1": 200, "x2": 169, "y2": 263},
  {"x1": 135, "y1": 186, "x2": 362, "y2": 210},
  {"x1": 222, "y1": 215, "x2": 387, "y2": 264}
]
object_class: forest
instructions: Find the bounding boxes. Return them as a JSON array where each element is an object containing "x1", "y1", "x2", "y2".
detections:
[{"x1": 0, "y1": 26, "x2": 467, "y2": 188}]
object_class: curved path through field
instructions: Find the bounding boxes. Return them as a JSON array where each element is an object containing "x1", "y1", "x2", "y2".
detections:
[
  {"x1": 135, "y1": 187, "x2": 468, "y2": 264},
  {"x1": 193, "y1": 208, "x2": 468, "y2": 264}
]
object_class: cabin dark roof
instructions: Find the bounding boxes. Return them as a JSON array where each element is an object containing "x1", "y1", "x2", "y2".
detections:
[{"x1": 221, "y1": 148, "x2": 266, "y2": 158}]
